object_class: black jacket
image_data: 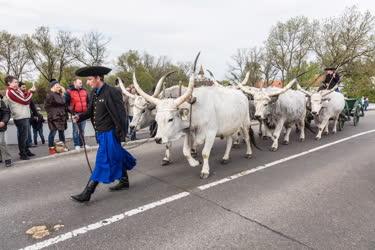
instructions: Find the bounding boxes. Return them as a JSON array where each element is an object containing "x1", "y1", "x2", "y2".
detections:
[
  {"x1": 0, "y1": 95, "x2": 10, "y2": 132},
  {"x1": 79, "y1": 83, "x2": 128, "y2": 142},
  {"x1": 323, "y1": 73, "x2": 340, "y2": 89}
]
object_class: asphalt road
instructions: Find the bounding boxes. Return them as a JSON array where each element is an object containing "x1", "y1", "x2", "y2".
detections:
[{"x1": 1, "y1": 111, "x2": 375, "y2": 250}]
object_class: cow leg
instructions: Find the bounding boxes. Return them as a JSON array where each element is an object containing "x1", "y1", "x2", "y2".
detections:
[
  {"x1": 241, "y1": 126, "x2": 252, "y2": 158},
  {"x1": 232, "y1": 131, "x2": 240, "y2": 149},
  {"x1": 200, "y1": 132, "x2": 216, "y2": 179},
  {"x1": 263, "y1": 125, "x2": 272, "y2": 140},
  {"x1": 282, "y1": 126, "x2": 292, "y2": 145},
  {"x1": 323, "y1": 123, "x2": 329, "y2": 135},
  {"x1": 190, "y1": 135, "x2": 198, "y2": 158},
  {"x1": 270, "y1": 120, "x2": 285, "y2": 151},
  {"x1": 258, "y1": 121, "x2": 263, "y2": 136},
  {"x1": 183, "y1": 135, "x2": 199, "y2": 168},
  {"x1": 316, "y1": 117, "x2": 330, "y2": 140},
  {"x1": 332, "y1": 114, "x2": 339, "y2": 134},
  {"x1": 161, "y1": 142, "x2": 172, "y2": 166},
  {"x1": 221, "y1": 136, "x2": 233, "y2": 164},
  {"x1": 299, "y1": 119, "x2": 306, "y2": 142}
]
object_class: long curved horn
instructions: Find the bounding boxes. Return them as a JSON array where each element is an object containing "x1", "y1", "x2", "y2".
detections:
[
  {"x1": 296, "y1": 83, "x2": 312, "y2": 97},
  {"x1": 239, "y1": 71, "x2": 251, "y2": 86},
  {"x1": 117, "y1": 77, "x2": 136, "y2": 99},
  {"x1": 132, "y1": 73, "x2": 160, "y2": 105},
  {"x1": 206, "y1": 69, "x2": 223, "y2": 87},
  {"x1": 237, "y1": 84, "x2": 258, "y2": 96},
  {"x1": 268, "y1": 78, "x2": 297, "y2": 97},
  {"x1": 172, "y1": 52, "x2": 200, "y2": 107},
  {"x1": 174, "y1": 74, "x2": 195, "y2": 107},
  {"x1": 322, "y1": 83, "x2": 339, "y2": 97},
  {"x1": 152, "y1": 71, "x2": 177, "y2": 97}
]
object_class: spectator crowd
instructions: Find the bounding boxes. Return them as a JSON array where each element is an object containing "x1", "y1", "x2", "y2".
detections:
[{"x1": 0, "y1": 75, "x2": 136, "y2": 168}]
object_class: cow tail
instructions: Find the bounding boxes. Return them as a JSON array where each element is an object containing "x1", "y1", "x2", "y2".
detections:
[{"x1": 249, "y1": 126, "x2": 262, "y2": 151}]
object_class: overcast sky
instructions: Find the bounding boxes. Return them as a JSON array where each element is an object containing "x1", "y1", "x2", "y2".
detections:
[{"x1": 1, "y1": 0, "x2": 374, "y2": 78}]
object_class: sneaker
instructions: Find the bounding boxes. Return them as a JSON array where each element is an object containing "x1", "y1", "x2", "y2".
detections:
[
  {"x1": 49, "y1": 147, "x2": 57, "y2": 155},
  {"x1": 75, "y1": 146, "x2": 81, "y2": 150},
  {"x1": 5, "y1": 160, "x2": 12, "y2": 167}
]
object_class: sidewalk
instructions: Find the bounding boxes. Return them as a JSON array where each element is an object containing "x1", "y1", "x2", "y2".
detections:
[{"x1": 3, "y1": 129, "x2": 150, "y2": 166}]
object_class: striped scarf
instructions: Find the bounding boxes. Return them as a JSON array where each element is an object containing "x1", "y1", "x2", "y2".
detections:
[{"x1": 6, "y1": 87, "x2": 33, "y2": 105}]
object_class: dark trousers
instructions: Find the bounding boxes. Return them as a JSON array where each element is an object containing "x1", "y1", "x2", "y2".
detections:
[
  {"x1": 48, "y1": 130, "x2": 65, "y2": 147},
  {"x1": 14, "y1": 118, "x2": 31, "y2": 157},
  {"x1": 33, "y1": 127, "x2": 45, "y2": 144},
  {"x1": 128, "y1": 116, "x2": 136, "y2": 141}
]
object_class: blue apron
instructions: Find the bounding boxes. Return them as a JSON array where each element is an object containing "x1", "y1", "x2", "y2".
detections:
[{"x1": 90, "y1": 129, "x2": 136, "y2": 183}]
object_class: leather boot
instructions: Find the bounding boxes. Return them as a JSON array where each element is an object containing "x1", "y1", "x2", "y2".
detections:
[
  {"x1": 71, "y1": 180, "x2": 98, "y2": 202},
  {"x1": 109, "y1": 171, "x2": 129, "y2": 191}
]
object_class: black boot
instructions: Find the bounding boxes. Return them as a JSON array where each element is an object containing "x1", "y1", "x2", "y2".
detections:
[
  {"x1": 109, "y1": 171, "x2": 129, "y2": 191},
  {"x1": 71, "y1": 180, "x2": 98, "y2": 202}
]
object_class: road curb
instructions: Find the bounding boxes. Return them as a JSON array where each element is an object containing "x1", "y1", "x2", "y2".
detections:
[{"x1": 14, "y1": 122, "x2": 259, "y2": 166}]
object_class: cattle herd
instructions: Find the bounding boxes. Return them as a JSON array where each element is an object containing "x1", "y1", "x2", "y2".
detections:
[{"x1": 119, "y1": 54, "x2": 347, "y2": 179}]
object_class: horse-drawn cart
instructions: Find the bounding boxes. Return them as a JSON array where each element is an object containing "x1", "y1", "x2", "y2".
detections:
[{"x1": 337, "y1": 98, "x2": 364, "y2": 130}]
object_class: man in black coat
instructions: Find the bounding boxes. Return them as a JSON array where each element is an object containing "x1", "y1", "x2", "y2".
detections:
[
  {"x1": 71, "y1": 66, "x2": 136, "y2": 203},
  {"x1": 318, "y1": 67, "x2": 341, "y2": 91}
]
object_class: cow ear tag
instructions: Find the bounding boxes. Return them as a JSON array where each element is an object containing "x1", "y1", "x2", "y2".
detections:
[{"x1": 179, "y1": 108, "x2": 190, "y2": 121}]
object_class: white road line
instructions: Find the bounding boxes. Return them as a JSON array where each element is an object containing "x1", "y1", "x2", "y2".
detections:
[
  {"x1": 198, "y1": 129, "x2": 375, "y2": 190},
  {"x1": 20, "y1": 129, "x2": 375, "y2": 250},
  {"x1": 21, "y1": 192, "x2": 190, "y2": 250}
]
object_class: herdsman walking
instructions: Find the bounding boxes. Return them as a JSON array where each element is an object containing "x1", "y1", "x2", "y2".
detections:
[{"x1": 71, "y1": 66, "x2": 136, "y2": 203}]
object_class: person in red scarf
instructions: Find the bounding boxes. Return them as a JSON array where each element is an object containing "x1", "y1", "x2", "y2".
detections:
[{"x1": 4, "y1": 75, "x2": 36, "y2": 160}]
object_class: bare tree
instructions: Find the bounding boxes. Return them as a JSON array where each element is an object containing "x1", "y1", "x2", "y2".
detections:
[
  {"x1": 24, "y1": 26, "x2": 80, "y2": 81},
  {"x1": 77, "y1": 31, "x2": 110, "y2": 66},
  {"x1": 228, "y1": 47, "x2": 278, "y2": 86},
  {"x1": 0, "y1": 31, "x2": 31, "y2": 81},
  {"x1": 312, "y1": 6, "x2": 375, "y2": 72},
  {"x1": 266, "y1": 16, "x2": 313, "y2": 82}
]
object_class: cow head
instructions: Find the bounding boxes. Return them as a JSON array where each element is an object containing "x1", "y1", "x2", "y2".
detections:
[
  {"x1": 297, "y1": 84, "x2": 337, "y2": 116},
  {"x1": 117, "y1": 71, "x2": 175, "y2": 130},
  {"x1": 131, "y1": 53, "x2": 200, "y2": 144},
  {"x1": 238, "y1": 78, "x2": 297, "y2": 120}
]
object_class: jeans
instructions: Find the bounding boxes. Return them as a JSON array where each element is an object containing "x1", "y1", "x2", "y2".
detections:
[
  {"x1": 33, "y1": 127, "x2": 45, "y2": 144},
  {"x1": 0, "y1": 131, "x2": 11, "y2": 161},
  {"x1": 27, "y1": 119, "x2": 32, "y2": 147},
  {"x1": 48, "y1": 129, "x2": 65, "y2": 147},
  {"x1": 14, "y1": 118, "x2": 31, "y2": 157},
  {"x1": 72, "y1": 120, "x2": 86, "y2": 147}
]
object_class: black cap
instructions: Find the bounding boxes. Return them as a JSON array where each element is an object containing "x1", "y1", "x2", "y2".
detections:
[
  {"x1": 49, "y1": 79, "x2": 59, "y2": 88},
  {"x1": 75, "y1": 66, "x2": 112, "y2": 77},
  {"x1": 324, "y1": 67, "x2": 336, "y2": 71}
]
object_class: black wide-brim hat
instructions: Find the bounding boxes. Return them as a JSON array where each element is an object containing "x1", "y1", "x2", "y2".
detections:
[
  {"x1": 75, "y1": 66, "x2": 112, "y2": 77},
  {"x1": 324, "y1": 67, "x2": 336, "y2": 71}
]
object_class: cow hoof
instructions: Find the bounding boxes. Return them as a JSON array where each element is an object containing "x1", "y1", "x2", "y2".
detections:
[
  {"x1": 220, "y1": 159, "x2": 230, "y2": 165},
  {"x1": 332, "y1": 131, "x2": 337, "y2": 134},
  {"x1": 270, "y1": 147, "x2": 278, "y2": 152},
  {"x1": 323, "y1": 131, "x2": 329, "y2": 135},
  {"x1": 233, "y1": 143, "x2": 240, "y2": 149},
  {"x1": 245, "y1": 154, "x2": 252, "y2": 159},
  {"x1": 161, "y1": 160, "x2": 171, "y2": 166},
  {"x1": 315, "y1": 136, "x2": 321, "y2": 141},
  {"x1": 299, "y1": 138, "x2": 305, "y2": 142},
  {"x1": 282, "y1": 140, "x2": 289, "y2": 145},
  {"x1": 200, "y1": 172, "x2": 209, "y2": 179},
  {"x1": 262, "y1": 136, "x2": 268, "y2": 140}
]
